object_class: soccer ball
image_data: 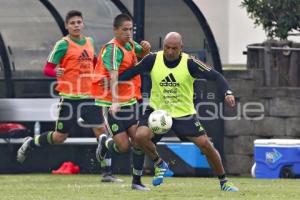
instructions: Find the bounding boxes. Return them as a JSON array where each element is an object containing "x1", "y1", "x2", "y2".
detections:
[{"x1": 148, "y1": 110, "x2": 173, "y2": 134}]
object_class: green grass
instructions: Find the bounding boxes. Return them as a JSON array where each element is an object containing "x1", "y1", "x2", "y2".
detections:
[{"x1": 0, "y1": 175, "x2": 300, "y2": 200}]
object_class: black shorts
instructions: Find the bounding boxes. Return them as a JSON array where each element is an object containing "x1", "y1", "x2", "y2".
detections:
[
  {"x1": 103, "y1": 103, "x2": 139, "y2": 136},
  {"x1": 56, "y1": 98, "x2": 104, "y2": 134},
  {"x1": 139, "y1": 106, "x2": 206, "y2": 141}
]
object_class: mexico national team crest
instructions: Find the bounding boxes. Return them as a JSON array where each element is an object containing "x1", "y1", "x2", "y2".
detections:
[
  {"x1": 57, "y1": 122, "x2": 64, "y2": 131},
  {"x1": 111, "y1": 124, "x2": 119, "y2": 132}
]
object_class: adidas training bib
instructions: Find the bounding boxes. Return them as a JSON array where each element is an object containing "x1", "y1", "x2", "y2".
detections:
[
  {"x1": 150, "y1": 51, "x2": 196, "y2": 117},
  {"x1": 57, "y1": 36, "x2": 94, "y2": 95}
]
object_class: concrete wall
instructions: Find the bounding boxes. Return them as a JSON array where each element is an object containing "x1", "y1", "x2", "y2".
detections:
[
  {"x1": 222, "y1": 67, "x2": 300, "y2": 175},
  {"x1": 194, "y1": 0, "x2": 265, "y2": 65},
  {"x1": 228, "y1": 0, "x2": 266, "y2": 65},
  {"x1": 144, "y1": 0, "x2": 206, "y2": 53},
  {"x1": 193, "y1": 0, "x2": 229, "y2": 64}
]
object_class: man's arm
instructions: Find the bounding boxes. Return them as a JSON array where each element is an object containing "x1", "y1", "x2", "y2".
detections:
[
  {"x1": 119, "y1": 53, "x2": 156, "y2": 81},
  {"x1": 188, "y1": 57, "x2": 235, "y2": 107},
  {"x1": 43, "y1": 62, "x2": 57, "y2": 77},
  {"x1": 110, "y1": 70, "x2": 120, "y2": 113},
  {"x1": 133, "y1": 41, "x2": 151, "y2": 59},
  {"x1": 101, "y1": 43, "x2": 123, "y2": 113},
  {"x1": 188, "y1": 57, "x2": 230, "y2": 94},
  {"x1": 44, "y1": 39, "x2": 68, "y2": 77}
]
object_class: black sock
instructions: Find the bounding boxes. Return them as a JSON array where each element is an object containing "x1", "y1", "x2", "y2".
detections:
[
  {"x1": 218, "y1": 174, "x2": 228, "y2": 185},
  {"x1": 132, "y1": 175, "x2": 141, "y2": 184},
  {"x1": 153, "y1": 156, "x2": 163, "y2": 166},
  {"x1": 29, "y1": 139, "x2": 36, "y2": 148},
  {"x1": 102, "y1": 151, "x2": 112, "y2": 174},
  {"x1": 30, "y1": 131, "x2": 54, "y2": 148},
  {"x1": 132, "y1": 147, "x2": 145, "y2": 184}
]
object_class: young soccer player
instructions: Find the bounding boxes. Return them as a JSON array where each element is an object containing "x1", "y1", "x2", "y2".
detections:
[{"x1": 91, "y1": 14, "x2": 151, "y2": 191}]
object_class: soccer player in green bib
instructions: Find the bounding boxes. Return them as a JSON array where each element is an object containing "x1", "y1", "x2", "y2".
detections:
[{"x1": 119, "y1": 32, "x2": 239, "y2": 192}]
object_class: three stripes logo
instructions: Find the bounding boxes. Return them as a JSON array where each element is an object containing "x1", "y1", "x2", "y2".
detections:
[
  {"x1": 160, "y1": 115, "x2": 167, "y2": 127},
  {"x1": 160, "y1": 73, "x2": 180, "y2": 87},
  {"x1": 190, "y1": 56, "x2": 212, "y2": 72},
  {"x1": 78, "y1": 49, "x2": 92, "y2": 62}
]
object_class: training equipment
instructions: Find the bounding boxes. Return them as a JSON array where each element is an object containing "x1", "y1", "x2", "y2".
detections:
[
  {"x1": 148, "y1": 110, "x2": 173, "y2": 134},
  {"x1": 253, "y1": 139, "x2": 300, "y2": 178},
  {"x1": 51, "y1": 161, "x2": 80, "y2": 175}
]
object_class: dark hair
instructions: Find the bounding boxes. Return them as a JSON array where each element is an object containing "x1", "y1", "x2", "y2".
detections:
[
  {"x1": 65, "y1": 10, "x2": 83, "y2": 23},
  {"x1": 113, "y1": 14, "x2": 132, "y2": 28}
]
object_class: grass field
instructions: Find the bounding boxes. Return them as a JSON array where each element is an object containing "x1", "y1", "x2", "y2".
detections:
[{"x1": 1, "y1": 174, "x2": 300, "y2": 200}]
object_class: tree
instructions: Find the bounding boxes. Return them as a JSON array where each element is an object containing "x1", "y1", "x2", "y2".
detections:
[{"x1": 241, "y1": 0, "x2": 300, "y2": 40}]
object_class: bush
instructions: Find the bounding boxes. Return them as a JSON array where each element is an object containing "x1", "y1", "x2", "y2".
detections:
[{"x1": 241, "y1": 0, "x2": 300, "y2": 40}]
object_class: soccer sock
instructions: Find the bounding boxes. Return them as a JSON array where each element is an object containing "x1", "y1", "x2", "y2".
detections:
[
  {"x1": 218, "y1": 174, "x2": 228, "y2": 185},
  {"x1": 105, "y1": 138, "x2": 121, "y2": 154},
  {"x1": 95, "y1": 134, "x2": 113, "y2": 174},
  {"x1": 29, "y1": 131, "x2": 54, "y2": 148},
  {"x1": 132, "y1": 147, "x2": 145, "y2": 184},
  {"x1": 101, "y1": 151, "x2": 113, "y2": 175}
]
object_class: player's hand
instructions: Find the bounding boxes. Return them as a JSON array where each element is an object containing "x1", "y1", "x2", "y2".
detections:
[
  {"x1": 140, "y1": 40, "x2": 151, "y2": 54},
  {"x1": 109, "y1": 103, "x2": 120, "y2": 114},
  {"x1": 225, "y1": 95, "x2": 236, "y2": 107},
  {"x1": 56, "y1": 68, "x2": 64, "y2": 77}
]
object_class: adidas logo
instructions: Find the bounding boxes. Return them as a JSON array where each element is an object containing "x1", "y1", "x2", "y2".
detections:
[
  {"x1": 161, "y1": 115, "x2": 167, "y2": 127},
  {"x1": 78, "y1": 49, "x2": 92, "y2": 61},
  {"x1": 159, "y1": 73, "x2": 180, "y2": 87}
]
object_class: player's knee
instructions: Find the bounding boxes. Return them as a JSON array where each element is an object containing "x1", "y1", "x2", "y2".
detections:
[
  {"x1": 135, "y1": 127, "x2": 150, "y2": 144},
  {"x1": 115, "y1": 138, "x2": 130, "y2": 153},
  {"x1": 92, "y1": 127, "x2": 105, "y2": 137},
  {"x1": 52, "y1": 132, "x2": 68, "y2": 144},
  {"x1": 116, "y1": 141, "x2": 130, "y2": 153}
]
